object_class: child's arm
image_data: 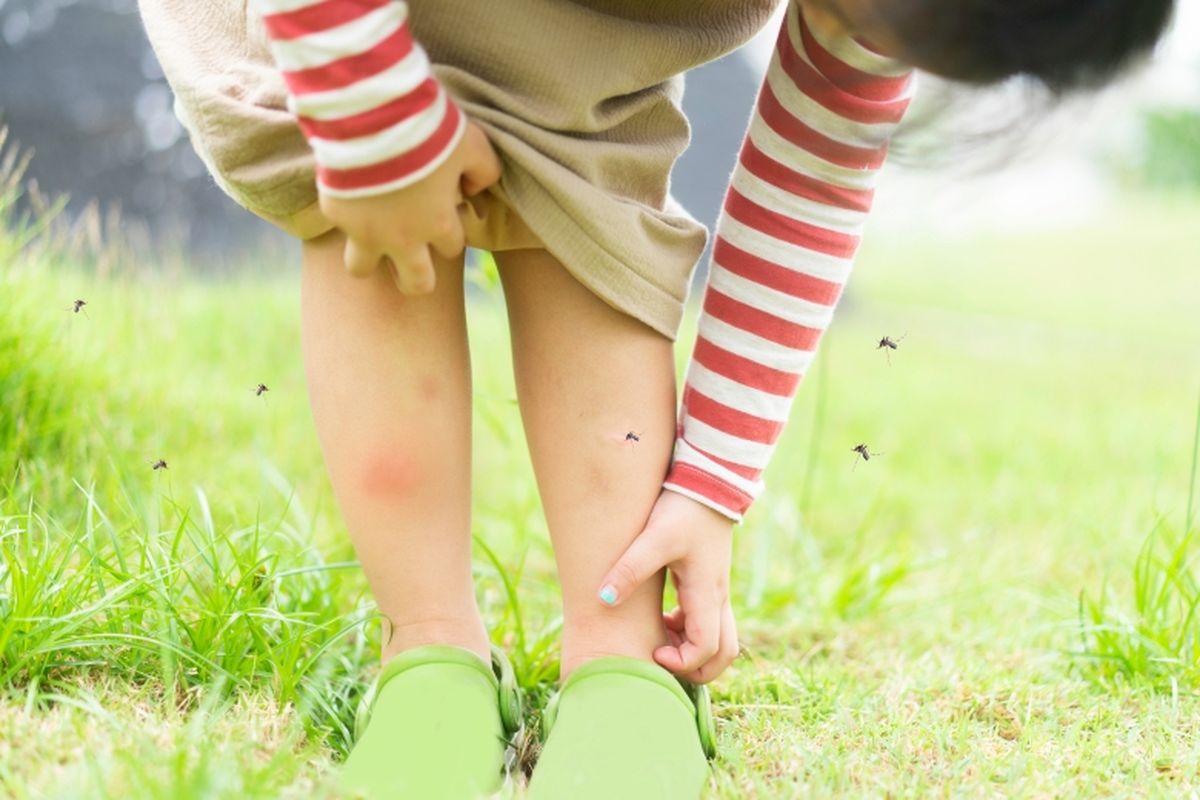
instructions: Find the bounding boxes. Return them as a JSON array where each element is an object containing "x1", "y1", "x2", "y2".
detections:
[
  {"x1": 598, "y1": 0, "x2": 915, "y2": 683},
  {"x1": 663, "y1": 0, "x2": 916, "y2": 521},
  {"x1": 251, "y1": 0, "x2": 499, "y2": 291}
]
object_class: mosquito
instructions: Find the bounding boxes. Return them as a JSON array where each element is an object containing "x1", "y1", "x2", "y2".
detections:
[
  {"x1": 152, "y1": 458, "x2": 168, "y2": 471},
  {"x1": 876, "y1": 333, "x2": 907, "y2": 365},
  {"x1": 851, "y1": 443, "x2": 882, "y2": 470},
  {"x1": 67, "y1": 299, "x2": 89, "y2": 317},
  {"x1": 615, "y1": 429, "x2": 644, "y2": 454},
  {"x1": 253, "y1": 383, "x2": 269, "y2": 396}
]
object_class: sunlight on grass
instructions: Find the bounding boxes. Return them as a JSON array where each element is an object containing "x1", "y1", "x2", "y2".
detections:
[
  {"x1": 0, "y1": 482, "x2": 375, "y2": 751},
  {"x1": 3, "y1": 126, "x2": 1200, "y2": 795}
]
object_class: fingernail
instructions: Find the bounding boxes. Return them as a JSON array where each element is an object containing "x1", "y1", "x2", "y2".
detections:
[{"x1": 599, "y1": 585, "x2": 618, "y2": 605}]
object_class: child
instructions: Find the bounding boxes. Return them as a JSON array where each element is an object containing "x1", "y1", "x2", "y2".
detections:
[{"x1": 137, "y1": 0, "x2": 1173, "y2": 796}]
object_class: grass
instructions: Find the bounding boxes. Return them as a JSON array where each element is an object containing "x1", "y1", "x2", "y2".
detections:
[
  {"x1": 1073, "y1": 386, "x2": 1200, "y2": 693},
  {"x1": 3, "y1": 136, "x2": 1200, "y2": 795}
]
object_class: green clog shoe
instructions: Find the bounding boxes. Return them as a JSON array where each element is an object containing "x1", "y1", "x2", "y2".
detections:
[
  {"x1": 338, "y1": 644, "x2": 523, "y2": 799},
  {"x1": 526, "y1": 657, "x2": 716, "y2": 800}
]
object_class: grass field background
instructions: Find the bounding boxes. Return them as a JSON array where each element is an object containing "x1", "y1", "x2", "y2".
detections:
[{"x1": 2, "y1": 166, "x2": 1199, "y2": 796}]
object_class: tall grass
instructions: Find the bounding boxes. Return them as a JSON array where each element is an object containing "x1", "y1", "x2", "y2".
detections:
[
  {"x1": 0, "y1": 479, "x2": 376, "y2": 753},
  {"x1": 0, "y1": 132, "x2": 373, "y2": 760},
  {"x1": 1073, "y1": 389, "x2": 1200, "y2": 692}
]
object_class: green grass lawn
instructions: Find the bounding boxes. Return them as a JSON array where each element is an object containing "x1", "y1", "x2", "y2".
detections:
[{"x1": 2, "y1": 190, "x2": 1199, "y2": 798}]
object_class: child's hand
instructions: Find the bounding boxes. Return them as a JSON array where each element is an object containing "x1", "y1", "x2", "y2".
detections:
[
  {"x1": 598, "y1": 490, "x2": 738, "y2": 684},
  {"x1": 317, "y1": 119, "x2": 501, "y2": 294}
]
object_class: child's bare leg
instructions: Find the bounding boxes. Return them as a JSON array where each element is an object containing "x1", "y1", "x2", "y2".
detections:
[
  {"x1": 495, "y1": 248, "x2": 675, "y2": 677},
  {"x1": 301, "y1": 230, "x2": 488, "y2": 663}
]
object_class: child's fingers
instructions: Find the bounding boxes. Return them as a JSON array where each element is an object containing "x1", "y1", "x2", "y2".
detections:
[
  {"x1": 723, "y1": 601, "x2": 739, "y2": 664},
  {"x1": 389, "y1": 246, "x2": 437, "y2": 294},
  {"x1": 676, "y1": 604, "x2": 739, "y2": 686},
  {"x1": 597, "y1": 528, "x2": 678, "y2": 608},
  {"x1": 459, "y1": 121, "x2": 502, "y2": 197},
  {"x1": 663, "y1": 606, "x2": 686, "y2": 633},
  {"x1": 427, "y1": 214, "x2": 467, "y2": 261},
  {"x1": 343, "y1": 238, "x2": 383, "y2": 278},
  {"x1": 685, "y1": 601, "x2": 739, "y2": 684},
  {"x1": 655, "y1": 587, "x2": 722, "y2": 674},
  {"x1": 663, "y1": 607, "x2": 687, "y2": 648}
]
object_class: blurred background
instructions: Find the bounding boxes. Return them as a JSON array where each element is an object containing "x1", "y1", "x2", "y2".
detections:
[{"x1": 0, "y1": 0, "x2": 1195, "y2": 267}]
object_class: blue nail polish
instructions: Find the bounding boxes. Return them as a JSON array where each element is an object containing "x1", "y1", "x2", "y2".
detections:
[{"x1": 599, "y1": 585, "x2": 618, "y2": 605}]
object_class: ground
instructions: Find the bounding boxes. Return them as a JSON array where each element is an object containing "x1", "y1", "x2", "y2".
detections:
[{"x1": 2, "y1": 194, "x2": 1198, "y2": 797}]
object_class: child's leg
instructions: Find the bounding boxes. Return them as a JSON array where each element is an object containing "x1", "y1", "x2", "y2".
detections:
[
  {"x1": 301, "y1": 230, "x2": 489, "y2": 663},
  {"x1": 495, "y1": 248, "x2": 675, "y2": 677}
]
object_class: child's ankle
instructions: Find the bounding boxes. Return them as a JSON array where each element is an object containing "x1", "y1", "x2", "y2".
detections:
[
  {"x1": 559, "y1": 614, "x2": 669, "y2": 679},
  {"x1": 380, "y1": 617, "x2": 491, "y2": 665}
]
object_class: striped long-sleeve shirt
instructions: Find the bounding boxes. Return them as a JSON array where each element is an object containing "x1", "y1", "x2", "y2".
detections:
[
  {"x1": 663, "y1": 3, "x2": 915, "y2": 521},
  {"x1": 250, "y1": 0, "x2": 915, "y2": 522},
  {"x1": 255, "y1": 0, "x2": 464, "y2": 197}
]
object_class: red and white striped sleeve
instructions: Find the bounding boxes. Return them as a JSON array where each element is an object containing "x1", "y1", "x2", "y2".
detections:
[
  {"x1": 663, "y1": 0, "x2": 916, "y2": 522},
  {"x1": 252, "y1": 0, "x2": 464, "y2": 197}
]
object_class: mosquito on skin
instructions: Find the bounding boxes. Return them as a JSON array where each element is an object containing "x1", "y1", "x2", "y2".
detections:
[{"x1": 613, "y1": 429, "x2": 644, "y2": 453}]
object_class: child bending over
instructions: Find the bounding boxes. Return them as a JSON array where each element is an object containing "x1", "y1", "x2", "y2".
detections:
[{"x1": 138, "y1": 0, "x2": 1173, "y2": 796}]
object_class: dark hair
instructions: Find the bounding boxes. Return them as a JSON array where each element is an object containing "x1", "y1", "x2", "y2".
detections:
[{"x1": 886, "y1": 0, "x2": 1176, "y2": 93}]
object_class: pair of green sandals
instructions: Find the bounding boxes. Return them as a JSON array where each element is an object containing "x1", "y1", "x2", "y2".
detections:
[{"x1": 339, "y1": 645, "x2": 717, "y2": 798}]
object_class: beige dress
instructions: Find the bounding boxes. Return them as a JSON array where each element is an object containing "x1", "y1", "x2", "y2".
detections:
[{"x1": 138, "y1": 0, "x2": 781, "y2": 339}]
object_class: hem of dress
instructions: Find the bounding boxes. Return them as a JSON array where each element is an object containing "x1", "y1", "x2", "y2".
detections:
[{"x1": 495, "y1": 176, "x2": 696, "y2": 342}]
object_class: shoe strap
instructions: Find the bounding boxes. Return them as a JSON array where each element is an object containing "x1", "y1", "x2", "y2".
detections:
[
  {"x1": 687, "y1": 682, "x2": 718, "y2": 760},
  {"x1": 490, "y1": 644, "x2": 524, "y2": 737}
]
